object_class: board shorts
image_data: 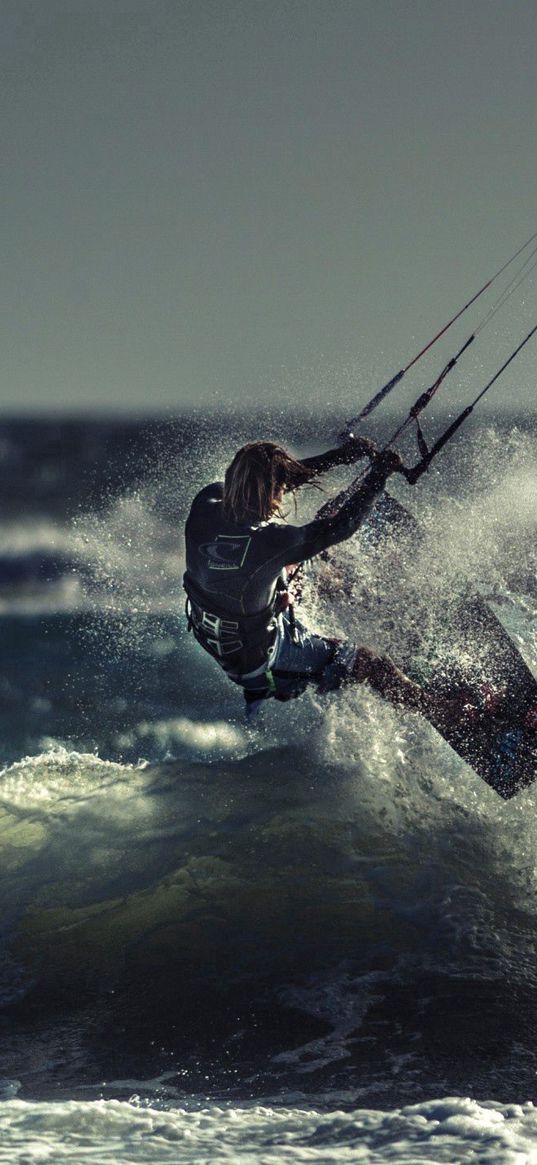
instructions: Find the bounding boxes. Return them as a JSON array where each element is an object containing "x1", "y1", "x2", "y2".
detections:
[{"x1": 229, "y1": 611, "x2": 357, "y2": 709}]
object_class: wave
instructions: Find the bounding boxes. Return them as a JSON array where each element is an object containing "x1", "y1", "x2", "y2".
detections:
[
  {"x1": 2, "y1": 419, "x2": 537, "y2": 1100},
  {"x1": 2, "y1": 727, "x2": 537, "y2": 1099},
  {"x1": 0, "y1": 492, "x2": 185, "y2": 615}
]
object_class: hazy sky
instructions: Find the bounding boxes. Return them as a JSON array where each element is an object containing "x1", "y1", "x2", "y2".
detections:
[{"x1": 3, "y1": 0, "x2": 537, "y2": 415}]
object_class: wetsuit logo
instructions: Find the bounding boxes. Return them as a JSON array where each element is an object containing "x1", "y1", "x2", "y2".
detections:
[{"x1": 200, "y1": 535, "x2": 252, "y2": 570}]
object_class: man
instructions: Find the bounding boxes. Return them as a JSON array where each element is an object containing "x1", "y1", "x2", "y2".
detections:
[{"x1": 184, "y1": 437, "x2": 440, "y2": 716}]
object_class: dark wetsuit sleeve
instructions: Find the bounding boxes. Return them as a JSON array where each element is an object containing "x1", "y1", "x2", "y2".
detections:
[
  {"x1": 192, "y1": 481, "x2": 223, "y2": 505},
  {"x1": 265, "y1": 459, "x2": 393, "y2": 569},
  {"x1": 299, "y1": 438, "x2": 374, "y2": 476}
]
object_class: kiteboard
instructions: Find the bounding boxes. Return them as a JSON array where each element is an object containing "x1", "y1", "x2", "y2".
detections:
[
  {"x1": 418, "y1": 590, "x2": 537, "y2": 799},
  {"x1": 354, "y1": 493, "x2": 537, "y2": 798}
]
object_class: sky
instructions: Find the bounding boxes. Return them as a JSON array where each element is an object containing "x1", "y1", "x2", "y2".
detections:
[{"x1": 2, "y1": 0, "x2": 537, "y2": 416}]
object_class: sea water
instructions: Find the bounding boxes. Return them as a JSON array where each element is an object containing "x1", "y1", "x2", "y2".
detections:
[{"x1": 0, "y1": 410, "x2": 537, "y2": 1163}]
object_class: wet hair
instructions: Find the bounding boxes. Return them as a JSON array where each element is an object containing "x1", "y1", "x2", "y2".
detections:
[{"x1": 222, "y1": 441, "x2": 316, "y2": 524}]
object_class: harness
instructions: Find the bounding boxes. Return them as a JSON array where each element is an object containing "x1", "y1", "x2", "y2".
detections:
[{"x1": 183, "y1": 571, "x2": 282, "y2": 677}]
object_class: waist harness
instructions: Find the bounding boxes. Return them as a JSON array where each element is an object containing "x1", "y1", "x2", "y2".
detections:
[{"x1": 183, "y1": 572, "x2": 279, "y2": 676}]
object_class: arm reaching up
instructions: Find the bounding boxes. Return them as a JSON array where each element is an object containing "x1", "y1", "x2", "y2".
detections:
[{"x1": 299, "y1": 435, "x2": 378, "y2": 476}]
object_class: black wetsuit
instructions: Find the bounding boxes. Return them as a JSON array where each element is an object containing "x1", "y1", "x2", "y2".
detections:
[{"x1": 184, "y1": 446, "x2": 393, "y2": 685}]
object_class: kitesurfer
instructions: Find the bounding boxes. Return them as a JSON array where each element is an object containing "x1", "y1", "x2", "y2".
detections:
[{"x1": 184, "y1": 438, "x2": 445, "y2": 718}]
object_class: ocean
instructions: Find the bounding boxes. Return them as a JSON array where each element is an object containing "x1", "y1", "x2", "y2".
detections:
[{"x1": 0, "y1": 410, "x2": 537, "y2": 1163}]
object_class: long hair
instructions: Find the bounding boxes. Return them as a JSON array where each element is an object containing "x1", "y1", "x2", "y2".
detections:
[{"x1": 222, "y1": 441, "x2": 317, "y2": 524}]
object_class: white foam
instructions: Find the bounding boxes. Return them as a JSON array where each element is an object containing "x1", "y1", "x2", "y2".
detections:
[
  {"x1": 0, "y1": 518, "x2": 74, "y2": 557},
  {"x1": 114, "y1": 716, "x2": 246, "y2": 756},
  {"x1": 0, "y1": 1095, "x2": 536, "y2": 1163},
  {"x1": 0, "y1": 746, "x2": 140, "y2": 809}
]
